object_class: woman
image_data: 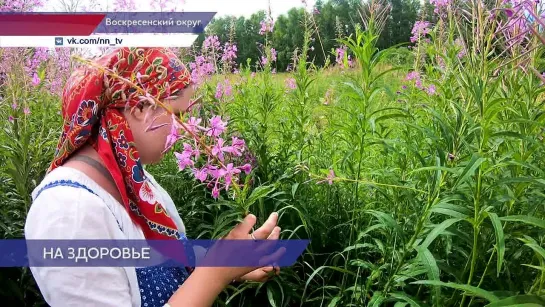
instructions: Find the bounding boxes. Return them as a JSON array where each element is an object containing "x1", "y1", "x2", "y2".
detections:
[{"x1": 24, "y1": 47, "x2": 281, "y2": 307}]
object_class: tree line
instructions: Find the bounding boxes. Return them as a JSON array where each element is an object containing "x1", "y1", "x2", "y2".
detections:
[{"x1": 189, "y1": 0, "x2": 422, "y2": 72}]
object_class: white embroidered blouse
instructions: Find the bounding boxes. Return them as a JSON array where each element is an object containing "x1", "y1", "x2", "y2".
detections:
[{"x1": 24, "y1": 166, "x2": 189, "y2": 307}]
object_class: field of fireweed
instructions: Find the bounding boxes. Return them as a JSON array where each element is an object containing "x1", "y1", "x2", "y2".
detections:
[{"x1": 1, "y1": 0, "x2": 545, "y2": 306}]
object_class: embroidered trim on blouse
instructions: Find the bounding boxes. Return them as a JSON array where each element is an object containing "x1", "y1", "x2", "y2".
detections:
[{"x1": 33, "y1": 179, "x2": 123, "y2": 232}]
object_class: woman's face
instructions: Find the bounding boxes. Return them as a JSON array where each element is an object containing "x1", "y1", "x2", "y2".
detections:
[{"x1": 124, "y1": 86, "x2": 196, "y2": 165}]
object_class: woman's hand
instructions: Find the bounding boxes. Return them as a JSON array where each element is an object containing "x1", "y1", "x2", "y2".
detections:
[
  {"x1": 168, "y1": 212, "x2": 283, "y2": 307},
  {"x1": 237, "y1": 266, "x2": 280, "y2": 283},
  {"x1": 196, "y1": 212, "x2": 283, "y2": 285},
  {"x1": 235, "y1": 222, "x2": 282, "y2": 283}
]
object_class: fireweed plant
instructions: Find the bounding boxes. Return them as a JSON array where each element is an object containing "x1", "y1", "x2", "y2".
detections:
[{"x1": 72, "y1": 55, "x2": 257, "y2": 214}]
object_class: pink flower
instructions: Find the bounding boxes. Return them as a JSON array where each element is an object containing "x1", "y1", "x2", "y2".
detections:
[
  {"x1": 223, "y1": 163, "x2": 241, "y2": 189},
  {"x1": 215, "y1": 82, "x2": 223, "y2": 100},
  {"x1": 336, "y1": 46, "x2": 347, "y2": 65},
  {"x1": 174, "y1": 151, "x2": 194, "y2": 170},
  {"x1": 240, "y1": 163, "x2": 252, "y2": 175},
  {"x1": 270, "y1": 48, "x2": 277, "y2": 62},
  {"x1": 430, "y1": 0, "x2": 449, "y2": 14},
  {"x1": 259, "y1": 18, "x2": 274, "y2": 35},
  {"x1": 261, "y1": 56, "x2": 268, "y2": 65},
  {"x1": 182, "y1": 143, "x2": 200, "y2": 160},
  {"x1": 164, "y1": 115, "x2": 181, "y2": 153},
  {"x1": 327, "y1": 169, "x2": 335, "y2": 184},
  {"x1": 193, "y1": 167, "x2": 208, "y2": 182},
  {"x1": 8, "y1": 116, "x2": 14, "y2": 123},
  {"x1": 426, "y1": 84, "x2": 437, "y2": 95},
  {"x1": 318, "y1": 169, "x2": 336, "y2": 185},
  {"x1": 212, "y1": 185, "x2": 220, "y2": 199},
  {"x1": 406, "y1": 71, "x2": 420, "y2": 81},
  {"x1": 24, "y1": 107, "x2": 30, "y2": 115},
  {"x1": 32, "y1": 73, "x2": 40, "y2": 86},
  {"x1": 184, "y1": 117, "x2": 204, "y2": 136},
  {"x1": 11, "y1": 103, "x2": 17, "y2": 110},
  {"x1": 410, "y1": 21, "x2": 431, "y2": 43},
  {"x1": 212, "y1": 137, "x2": 229, "y2": 162},
  {"x1": 223, "y1": 79, "x2": 232, "y2": 97},
  {"x1": 286, "y1": 78, "x2": 296, "y2": 90},
  {"x1": 229, "y1": 136, "x2": 246, "y2": 156},
  {"x1": 207, "y1": 115, "x2": 227, "y2": 137},
  {"x1": 221, "y1": 43, "x2": 238, "y2": 63},
  {"x1": 203, "y1": 35, "x2": 221, "y2": 50}
]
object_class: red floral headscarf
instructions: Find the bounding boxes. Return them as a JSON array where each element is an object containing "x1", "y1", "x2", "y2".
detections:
[{"x1": 49, "y1": 47, "x2": 191, "y2": 241}]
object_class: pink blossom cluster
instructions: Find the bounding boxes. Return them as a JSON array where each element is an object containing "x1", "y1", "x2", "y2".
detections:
[
  {"x1": 410, "y1": 21, "x2": 431, "y2": 43},
  {"x1": 203, "y1": 35, "x2": 221, "y2": 51},
  {"x1": 285, "y1": 78, "x2": 296, "y2": 91},
  {"x1": 261, "y1": 47, "x2": 277, "y2": 66},
  {"x1": 221, "y1": 43, "x2": 238, "y2": 63},
  {"x1": 215, "y1": 79, "x2": 233, "y2": 100},
  {"x1": 500, "y1": 0, "x2": 535, "y2": 51},
  {"x1": 336, "y1": 46, "x2": 347, "y2": 65},
  {"x1": 189, "y1": 55, "x2": 215, "y2": 85},
  {"x1": 24, "y1": 48, "x2": 49, "y2": 77},
  {"x1": 259, "y1": 18, "x2": 275, "y2": 35},
  {"x1": 430, "y1": 0, "x2": 449, "y2": 14},
  {"x1": 47, "y1": 48, "x2": 72, "y2": 96},
  {"x1": 405, "y1": 71, "x2": 437, "y2": 95},
  {"x1": 0, "y1": 0, "x2": 43, "y2": 12},
  {"x1": 164, "y1": 114, "x2": 253, "y2": 199},
  {"x1": 0, "y1": 47, "x2": 71, "y2": 96}
]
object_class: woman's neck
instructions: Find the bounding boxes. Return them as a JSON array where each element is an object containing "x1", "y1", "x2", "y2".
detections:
[{"x1": 63, "y1": 144, "x2": 125, "y2": 205}]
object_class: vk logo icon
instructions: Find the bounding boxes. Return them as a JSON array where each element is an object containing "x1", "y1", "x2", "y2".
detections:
[{"x1": 54, "y1": 37, "x2": 63, "y2": 46}]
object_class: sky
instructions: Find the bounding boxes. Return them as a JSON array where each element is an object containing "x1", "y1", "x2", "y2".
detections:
[{"x1": 47, "y1": 0, "x2": 318, "y2": 18}]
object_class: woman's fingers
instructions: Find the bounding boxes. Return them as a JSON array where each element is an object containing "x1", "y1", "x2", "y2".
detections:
[
  {"x1": 259, "y1": 246, "x2": 286, "y2": 267},
  {"x1": 267, "y1": 226, "x2": 281, "y2": 240},
  {"x1": 252, "y1": 212, "x2": 278, "y2": 239},
  {"x1": 229, "y1": 214, "x2": 256, "y2": 238}
]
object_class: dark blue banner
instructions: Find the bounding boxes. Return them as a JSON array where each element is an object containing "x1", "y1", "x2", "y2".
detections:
[
  {"x1": 93, "y1": 12, "x2": 217, "y2": 34},
  {"x1": 0, "y1": 239, "x2": 309, "y2": 268}
]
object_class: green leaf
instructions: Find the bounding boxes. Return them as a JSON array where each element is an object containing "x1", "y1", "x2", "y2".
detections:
[
  {"x1": 328, "y1": 297, "x2": 341, "y2": 307},
  {"x1": 453, "y1": 154, "x2": 486, "y2": 189},
  {"x1": 369, "y1": 291, "x2": 385, "y2": 307},
  {"x1": 363, "y1": 210, "x2": 401, "y2": 234},
  {"x1": 416, "y1": 247, "x2": 440, "y2": 306},
  {"x1": 267, "y1": 286, "x2": 277, "y2": 307},
  {"x1": 485, "y1": 295, "x2": 545, "y2": 307},
  {"x1": 291, "y1": 182, "x2": 299, "y2": 198},
  {"x1": 374, "y1": 113, "x2": 409, "y2": 123},
  {"x1": 389, "y1": 292, "x2": 426, "y2": 307},
  {"x1": 487, "y1": 212, "x2": 505, "y2": 276},
  {"x1": 245, "y1": 184, "x2": 276, "y2": 208},
  {"x1": 419, "y1": 218, "x2": 463, "y2": 250},
  {"x1": 343, "y1": 243, "x2": 376, "y2": 253},
  {"x1": 410, "y1": 280, "x2": 499, "y2": 302},
  {"x1": 523, "y1": 241, "x2": 545, "y2": 260},
  {"x1": 500, "y1": 215, "x2": 545, "y2": 229},
  {"x1": 491, "y1": 131, "x2": 526, "y2": 139},
  {"x1": 522, "y1": 264, "x2": 545, "y2": 272}
]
